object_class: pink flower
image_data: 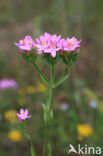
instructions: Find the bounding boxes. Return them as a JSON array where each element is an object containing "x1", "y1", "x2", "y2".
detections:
[
  {"x1": 64, "y1": 37, "x2": 81, "y2": 52},
  {"x1": 35, "y1": 33, "x2": 61, "y2": 57},
  {"x1": 44, "y1": 44, "x2": 60, "y2": 57},
  {"x1": 57, "y1": 38, "x2": 66, "y2": 51},
  {"x1": 15, "y1": 36, "x2": 35, "y2": 51},
  {"x1": 35, "y1": 32, "x2": 50, "y2": 54},
  {"x1": 0, "y1": 79, "x2": 18, "y2": 90},
  {"x1": 17, "y1": 109, "x2": 31, "y2": 121},
  {"x1": 44, "y1": 34, "x2": 61, "y2": 57},
  {"x1": 15, "y1": 33, "x2": 81, "y2": 58}
]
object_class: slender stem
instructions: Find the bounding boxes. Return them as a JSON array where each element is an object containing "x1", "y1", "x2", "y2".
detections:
[
  {"x1": 33, "y1": 62, "x2": 50, "y2": 86},
  {"x1": 43, "y1": 125, "x2": 50, "y2": 156},
  {"x1": 30, "y1": 139, "x2": 36, "y2": 156},
  {"x1": 20, "y1": 124, "x2": 36, "y2": 156},
  {"x1": 43, "y1": 66, "x2": 54, "y2": 156},
  {"x1": 49, "y1": 67, "x2": 54, "y2": 112},
  {"x1": 33, "y1": 62, "x2": 42, "y2": 74},
  {"x1": 55, "y1": 66, "x2": 68, "y2": 83}
]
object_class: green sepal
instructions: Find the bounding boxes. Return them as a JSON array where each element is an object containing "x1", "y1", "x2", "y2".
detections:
[
  {"x1": 22, "y1": 50, "x2": 37, "y2": 64},
  {"x1": 61, "y1": 51, "x2": 79, "y2": 66},
  {"x1": 42, "y1": 54, "x2": 60, "y2": 67}
]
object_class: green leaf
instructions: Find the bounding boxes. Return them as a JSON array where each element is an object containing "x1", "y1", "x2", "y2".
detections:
[{"x1": 42, "y1": 104, "x2": 53, "y2": 124}]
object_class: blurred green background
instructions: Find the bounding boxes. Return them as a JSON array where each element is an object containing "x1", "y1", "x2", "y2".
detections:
[{"x1": 0, "y1": 0, "x2": 103, "y2": 155}]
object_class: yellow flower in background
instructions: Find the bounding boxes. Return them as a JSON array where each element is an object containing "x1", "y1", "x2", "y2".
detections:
[
  {"x1": 18, "y1": 97, "x2": 26, "y2": 105},
  {"x1": 8, "y1": 130, "x2": 22, "y2": 142},
  {"x1": 26, "y1": 86, "x2": 35, "y2": 94},
  {"x1": 77, "y1": 124, "x2": 93, "y2": 140},
  {"x1": 19, "y1": 89, "x2": 26, "y2": 96},
  {"x1": 37, "y1": 83, "x2": 48, "y2": 92},
  {"x1": 4, "y1": 110, "x2": 17, "y2": 124}
]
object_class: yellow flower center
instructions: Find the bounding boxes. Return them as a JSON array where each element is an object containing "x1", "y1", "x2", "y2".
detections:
[
  {"x1": 22, "y1": 112, "x2": 25, "y2": 115},
  {"x1": 42, "y1": 41, "x2": 45, "y2": 46},
  {"x1": 68, "y1": 43, "x2": 72, "y2": 48},
  {"x1": 51, "y1": 43, "x2": 54, "y2": 48},
  {"x1": 22, "y1": 40, "x2": 25, "y2": 44},
  {"x1": 28, "y1": 42, "x2": 31, "y2": 45}
]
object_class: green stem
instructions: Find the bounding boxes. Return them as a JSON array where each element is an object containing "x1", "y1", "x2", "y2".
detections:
[
  {"x1": 49, "y1": 67, "x2": 54, "y2": 113},
  {"x1": 56, "y1": 66, "x2": 68, "y2": 83},
  {"x1": 23, "y1": 132, "x2": 36, "y2": 156},
  {"x1": 43, "y1": 125, "x2": 50, "y2": 156},
  {"x1": 33, "y1": 62, "x2": 50, "y2": 86},
  {"x1": 43, "y1": 66, "x2": 54, "y2": 156},
  {"x1": 30, "y1": 139, "x2": 36, "y2": 156},
  {"x1": 53, "y1": 66, "x2": 69, "y2": 87}
]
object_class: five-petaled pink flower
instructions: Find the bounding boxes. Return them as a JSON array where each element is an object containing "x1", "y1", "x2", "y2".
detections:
[
  {"x1": 44, "y1": 34, "x2": 61, "y2": 57},
  {"x1": 17, "y1": 109, "x2": 31, "y2": 121},
  {"x1": 35, "y1": 32, "x2": 51, "y2": 54},
  {"x1": 63, "y1": 37, "x2": 81, "y2": 52},
  {"x1": 15, "y1": 35, "x2": 35, "y2": 52}
]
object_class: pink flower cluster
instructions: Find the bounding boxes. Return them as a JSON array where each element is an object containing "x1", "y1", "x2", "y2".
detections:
[
  {"x1": 15, "y1": 36, "x2": 35, "y2": 53},
  {"x1": 0, "y1": 79, "x2": 18, "y2": 90},
  {"x1": 17, "y1": 109, "x2": 31, "y2": 122},
  {"x1": 15, "y1": 33, "x2": 81, "y2": 58}
]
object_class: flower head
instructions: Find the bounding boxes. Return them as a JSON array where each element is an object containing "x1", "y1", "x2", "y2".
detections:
[
  {"x1": 90, "y1": 100, "x2": 97, "y2": 109},
  {"x1": 15, "y1": 33, "x2": 81, "y2": 59},
  {"x1": 8, "y1": 130, "x2": 22, "y2": 142},
  {"x1": 63, "y1": 37, "x2": 81, "y2": 52},
  {"x1": 36, "y1": 33, "x2": 61, "y2": 57},
  {"x1": 0, "y1": 79, "x2": 18, "y2": 90},
  {"x1": 17, "y1": 108, "x2": 31, "y2": 121},
  {"x1": 4, "y1": 110, "x2": 17, "y2": 124},
  {"x1": 77, "y1": 124, "x2": 93, "y2": 140},
  {"x1": 15, "y1": 35, "x2": 35, "y2": 52},
  {"x1": 35, "y1": 32, "x2": 51, "y2": 54}
]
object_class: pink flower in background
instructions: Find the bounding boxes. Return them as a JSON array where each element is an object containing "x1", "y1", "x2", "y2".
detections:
[
  {"x1": 0, "y1": 79, "x2": 18, "y2": 90},
  {"x1": 17, "y1": 109, "x2": 31, "y2": 121},
  {"x1": 15, "y1": 35, "x2": 35, "y2": 51}
]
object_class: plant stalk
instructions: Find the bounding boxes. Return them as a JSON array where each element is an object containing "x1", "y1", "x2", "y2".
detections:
[{"x1": 43, "y1": 66, "x2": 54, "y2": 156}]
